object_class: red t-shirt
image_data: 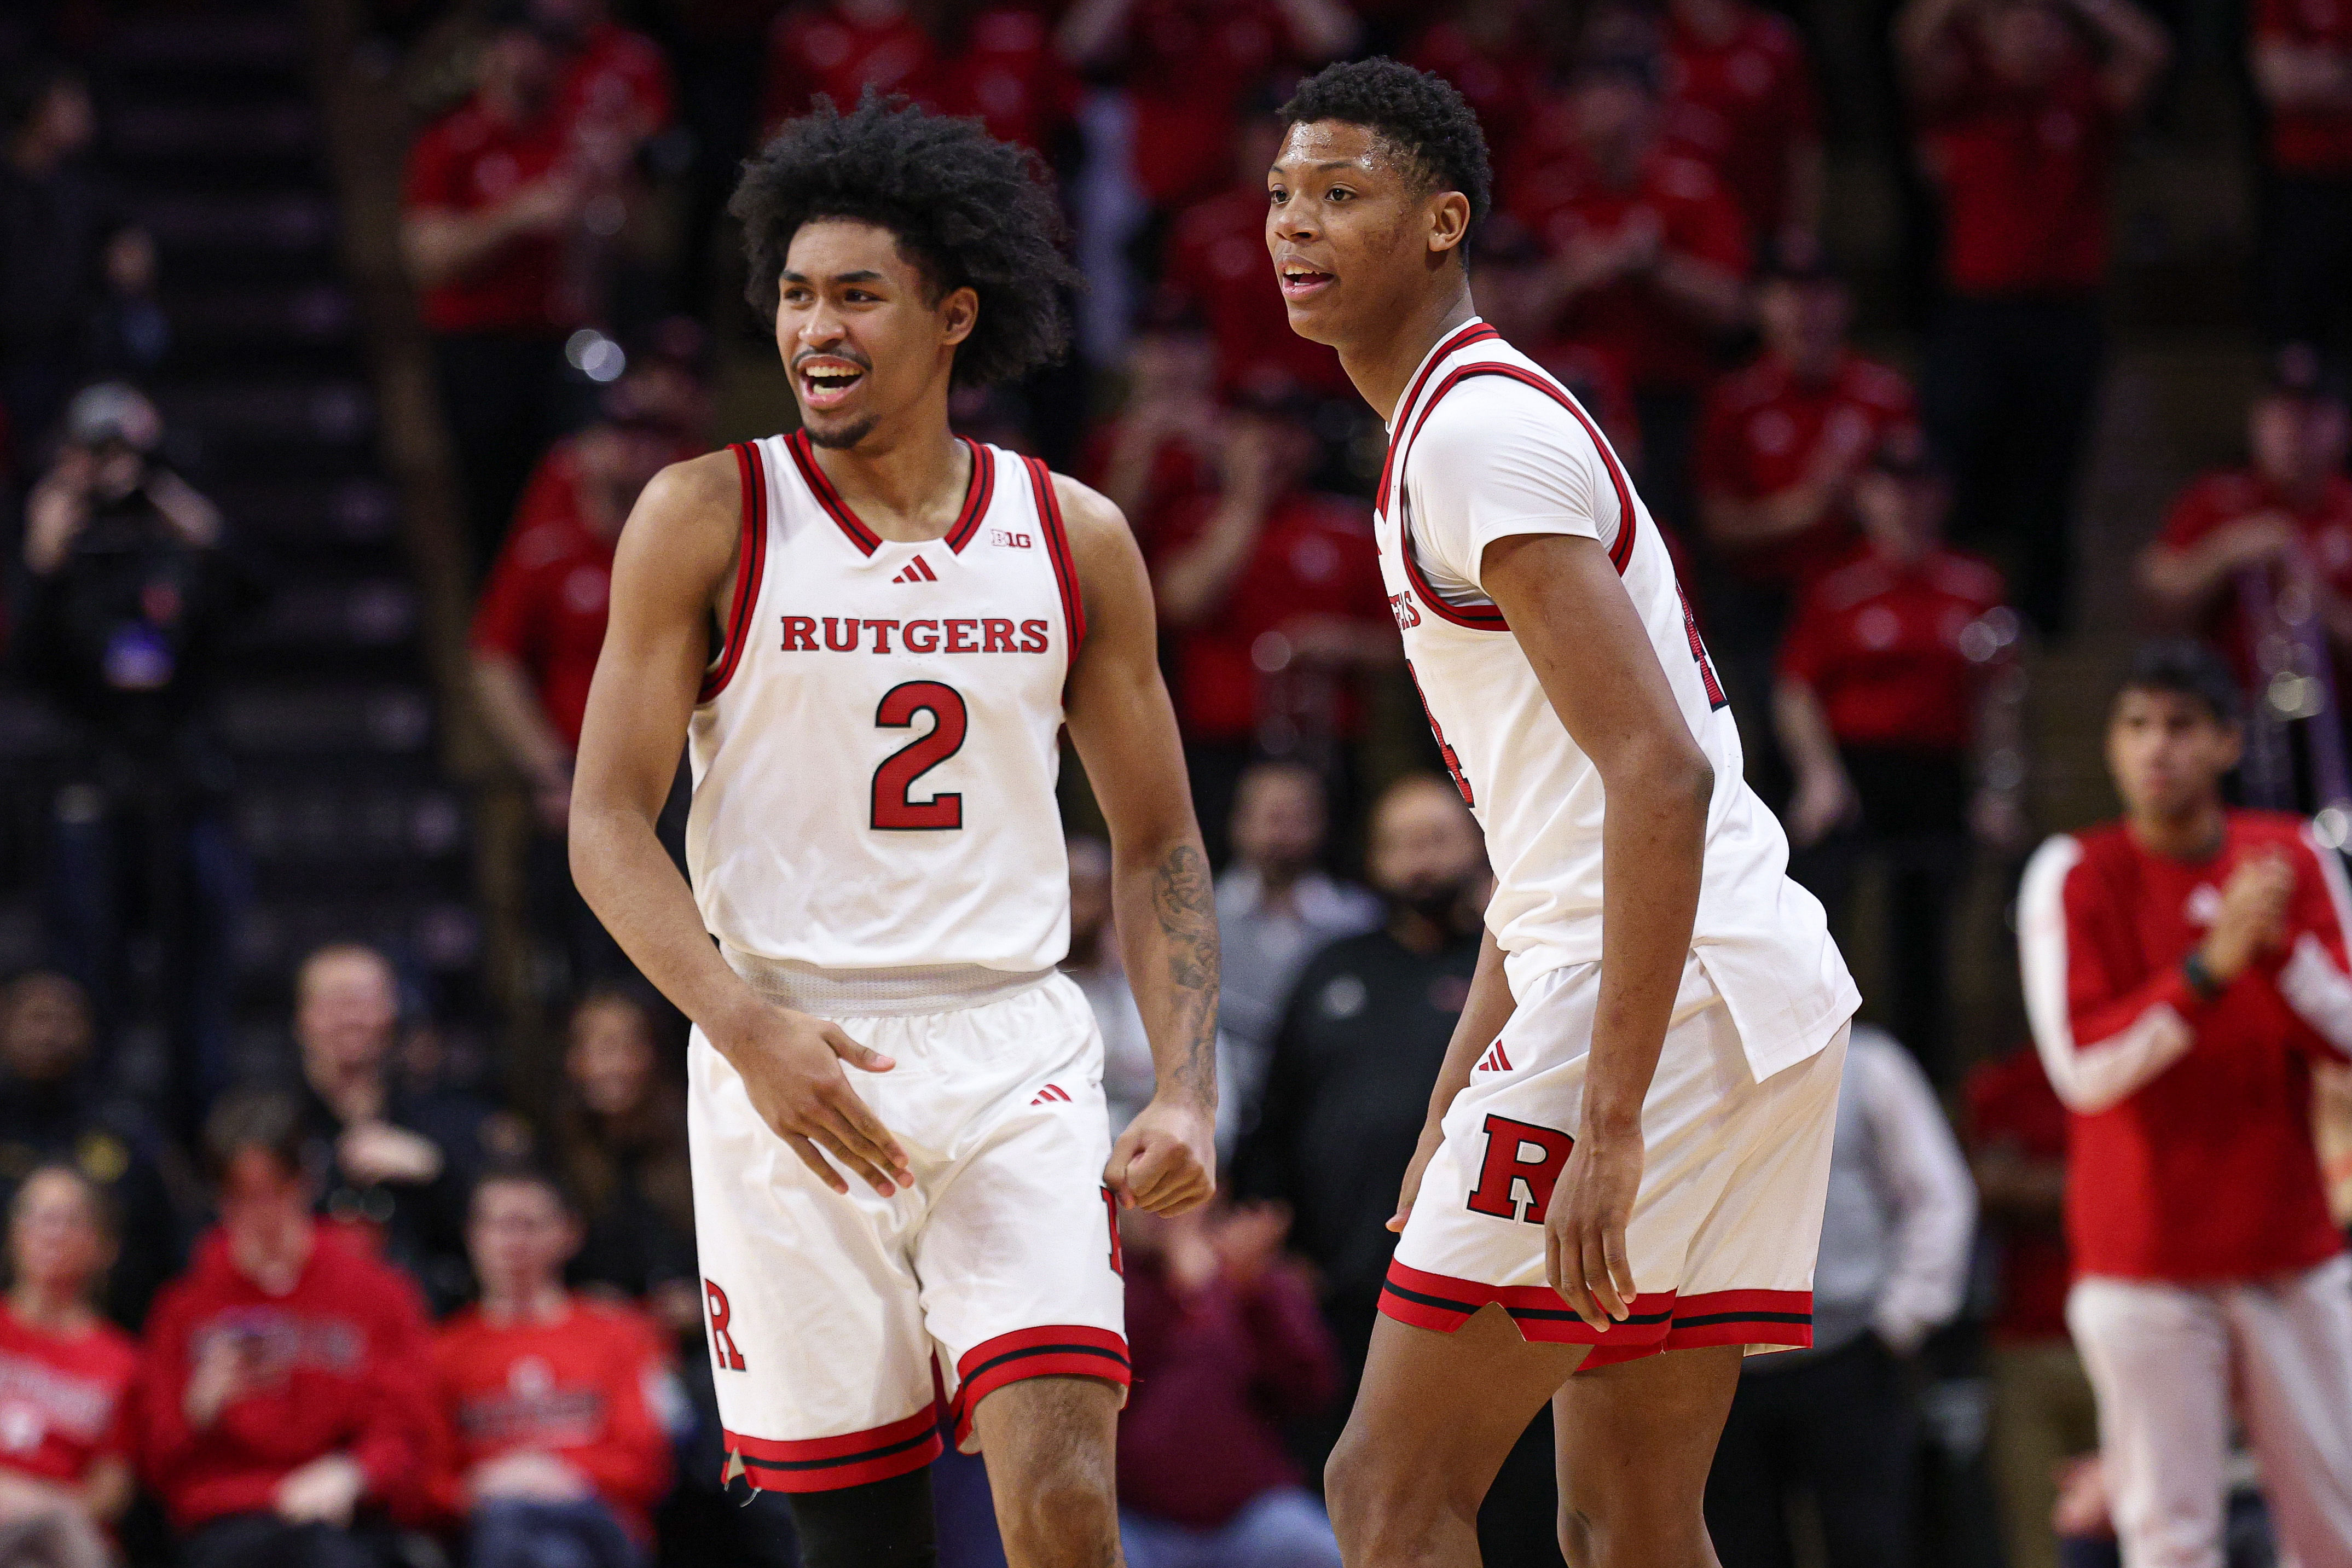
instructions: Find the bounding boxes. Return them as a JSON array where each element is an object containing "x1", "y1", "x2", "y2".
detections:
[
  {"x1": 1117, "y1": 0, "x2": 1315, "y2": 205},
  {"x1": 468, "y1": 439, "x2": 621, "y2": 753},
  {"x1": 1505, "y1": 140, "x2": 1751, "y2": 391},
  {"x1": 928, "y1": 7, "x2": 1079, "y2": 154},
  {"x1": 761, "y1": 3, "x2": 933, "y2": 132},
  {"x1": 0, "y1": 1307, "x2": 137, "y2": 1488},
  {"x1": 1404, "y1": 16, "x2": 1546, "y2": 149},
  {"x1": 559, "y1": 21, "x2": 675, "y2": 143},
  {"x1": 1152, "y1": 489, "x2": 1388, "y2": 742},
  {"x1": 403, "y1": 98, "x2": 581, "y2": 336},
  {"x1": 2158, "y1": 467, "x2": 2352, "y2": 687},
  {"x1": 1778, "y1": 547, "x2": 2008, "y2": 751},
  {"x1": 2254, "y1": 0, "x2": 2352, "y2": 173},
  {"x1": 1696, "y1": 351, "x2": 1916, "y2": 585},
  {"x1": 1662, "y1": 3, "x2": 1823, "y2": 237},
  {"x1": 139, "y1": 1228, "x2": 443, "y2": 1531},
  {"x1": 2026, "y1": 811, "x2": 2352, "y2": 1282},
  {"x1": 1077, "y1": 416, "x2": 1215, "y2": 550},
  {"x1": 1963, "y1": 1048, "x2": 2073, "y2": 1345},
  {"x1": 1161, "y1": 185, "x2": 1351, "y2": 402},
  {"x1": 432, "y1": 1300, "x2": 675, "y2": 1543},
  {"x1": 1916, "y1": 42, "x2": 2118, "y2": 296}
]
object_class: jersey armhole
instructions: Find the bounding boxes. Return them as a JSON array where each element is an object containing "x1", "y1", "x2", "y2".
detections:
[
  {"x1": 1025, "y1": 455, "x2": 1087, "y2": 660},
  {"x1": 698, "y1": 440, "x2": 768, "y2": 704}
]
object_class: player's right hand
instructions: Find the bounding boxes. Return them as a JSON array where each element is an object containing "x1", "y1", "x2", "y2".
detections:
[
  {"x1": 719, "y1": 1006, "x2": 914, "y2": 1198},
  {"x1": 1387, "y1": 1120, "x2": 1445, "y2": 1233}
]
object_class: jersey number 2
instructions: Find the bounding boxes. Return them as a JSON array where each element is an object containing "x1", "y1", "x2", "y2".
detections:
[{"x1": 873, "y1": 681, "x2": 967, "y2": 830}]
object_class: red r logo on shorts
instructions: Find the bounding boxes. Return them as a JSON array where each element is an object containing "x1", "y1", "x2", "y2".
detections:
[
  {"x1": 1465, "y1": 1114, "x2": 1574, "y2": 1225},
  {"x1": 705, "y1": 1279, "x2": 747, "y2": 1371}
]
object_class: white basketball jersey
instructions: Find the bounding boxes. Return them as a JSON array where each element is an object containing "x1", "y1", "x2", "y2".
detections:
[
  {"x1": 1376, "y1": 321, "x2": 1857, "y2": 1078},
  {"x1": 686, "y1": 433, "x2": 1085, "y2": 974}
]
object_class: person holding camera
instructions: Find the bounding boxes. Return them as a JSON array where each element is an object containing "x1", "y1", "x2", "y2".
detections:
[{"x1": 16, "y1": 381, "x2": 260, "y2": 1132}]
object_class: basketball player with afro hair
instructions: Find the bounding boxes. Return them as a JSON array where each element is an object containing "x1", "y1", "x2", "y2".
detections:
[{"x1": 573, "y1": 96, "x2": 1219, "y2": 1568}]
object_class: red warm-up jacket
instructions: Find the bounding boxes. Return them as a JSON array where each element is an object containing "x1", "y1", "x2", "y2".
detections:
[{"x1": 137, "y1": 1226, "x2": 444, "y2": 1531}]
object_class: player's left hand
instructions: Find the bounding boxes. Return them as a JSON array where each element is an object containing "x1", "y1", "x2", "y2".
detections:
[
  {"x1": 1544, "y1": 1126, "x2": 1643, "y2": 1332},
  {"x1": 1105, "y1": 1096, "x2": 1216, "y2": 1216}
]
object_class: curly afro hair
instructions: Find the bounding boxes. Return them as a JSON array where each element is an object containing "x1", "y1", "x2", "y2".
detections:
[
  {"x1": 1281, "y1": 59, "x2": 1492, "y2": 237},
  {"x1": 729, "y1": 94, "x2": 1081, "y2": 388}
]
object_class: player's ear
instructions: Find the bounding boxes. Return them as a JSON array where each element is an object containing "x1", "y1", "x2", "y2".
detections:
[
  {"x1": 1427, "y1": 190, "x2": 1472, "y2": 262},
  {"x1": 940, "y1": 285, "x2": 979, "y2": 350}
]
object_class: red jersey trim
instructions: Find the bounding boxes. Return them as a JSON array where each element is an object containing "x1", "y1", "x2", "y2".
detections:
[
  {"x1": 723, "y1": 1406, "x2": 943, "y2": 1492},
  {"x1": 787, "y1": 431, "x2": 992, "y2": 558},
  {"x1": 1024, "y1": 456, "x2": 1087, "y2": 660},
  {"x1": 1378, "y1": 1262, "x2": 1811, "y2": 1366},
  {"x1": 949, "y1": 1323, "x2": 1131, "y2": 1445},
  {"x1": 1375, "y1": 321, "x2": 1503, "y2": 516},
  {"x1": 946, "y1": 439, "x2": 994, "y2": 554},
  {"x1": 699, "y1": 442, "x2": 769, "y2": 704}
]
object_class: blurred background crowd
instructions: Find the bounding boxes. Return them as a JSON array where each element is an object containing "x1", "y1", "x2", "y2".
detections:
[{"x1": 1, "y1": 0, "x2": 2351, "y2": 1561}]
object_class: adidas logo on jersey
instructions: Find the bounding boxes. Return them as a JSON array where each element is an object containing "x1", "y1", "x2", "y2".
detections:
[
  {"x1": 1029, "y1": 1083, "x2": 1071, "y2": 1106},
  {"x1": 1474, "y1": 1041, "x2": 1513, "y2": 1073},
  {"x1": 892, "y1": 556, "x2": 939, "y2": 584}
]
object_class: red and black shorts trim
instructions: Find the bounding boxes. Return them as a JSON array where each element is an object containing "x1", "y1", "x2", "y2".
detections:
[
  {"x1": 1379, "y1": 1261, "x2": 1811, "y2": 1369},
  {"x1": 723, "y1": 1405, "x2": 943, "y2": 1493},
  {"x1": 949, "y1": 1324, "x2": 1131, "y2": 1445}
]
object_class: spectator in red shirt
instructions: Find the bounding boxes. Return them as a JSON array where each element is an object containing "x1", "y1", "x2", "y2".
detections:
[
  {"x1": 1160, "y1": 102, "x2": 1352, "y2": 404},
  {"x1": 2137, "y1": 367, "x2": 2352, "y2": 810},
  {"x1": 1964, "y1": 1046, "x2": 2098, "y2": 1568},
  {"x1": 472, "y1": 347, "x2": 703, "y2": 990},
  {"x1": 1507, "y1": 43, "x2": 1750, "y2": 535},
  {"x1": 432, "y1": 1169, "x2": 677, "y2": 1568},
  {"x1": 2016, "y1": 640, "x2": 2352, "y2": 1568},
  {"x1": 1147, "y1": 400, "x2": 1395, "y2": 864},
  {"x1": 1661, "y1": 0, "x2": 1826, "y2": 251},
  {"x1": 1696, "y1": 244, "x2": 1918, "y2": 747},
  {"x1": 1083, "y1": 322, "x2": 1221, "y2": 548},
  {"x1": 0, "y1": 1166, "x2": 136, "y2": 1568},
  {"x1": 402, "y1": 5, "x2": 609, "y2": 568},
  {"x1": 1115, "y1": 1199, "x2": 1341, "y2": 1568},
  {"x1": 1775, "y1": 429, "x2": 2024, "y2": 1079},
  {"x1": 1401, "y1": 0, "x2": 1554, "y2": 160},
  {"x1": 761, "y1": 1, "x2": 1077, "y2": 156},
  {"x1": 2251, "y1": 0, "x2": 2352, "y2": 363},
  {"x1": 1898, "y1": 0, "x2": 2169, "y2": 636},
  {"x1": 140, "y1": 1088, "x2": 443, "y2": 1568}
]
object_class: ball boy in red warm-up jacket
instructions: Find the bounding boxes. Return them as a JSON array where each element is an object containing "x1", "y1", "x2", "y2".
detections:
[
  {"x1": 2018, "y1": 641, "x2": 2352, "y2": 1568},
  {"x1": 138, "y1": 1089, "x2": 443, "y2": 1568},
  {"x1": 431, "y1": 1169, "x2": 676, "y2": 1567}
]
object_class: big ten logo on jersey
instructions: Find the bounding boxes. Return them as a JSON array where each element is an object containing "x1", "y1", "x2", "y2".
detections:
[
  {"x1": 778, "y1": 615, "x2": 1051, "y2": 655},
  {"x1": 704, "y1": 1279, "x2": 747, "y2": 1371},
  {"x1": 1387, "y1": 591, "x2": 1423, "y2": 632},
  {"x1": 1465, "y1": 1114, "x2": 1573, "y2": 1225},
  {"x1": 988, "y1": 526, "x2": 1033, "y2": 550}
]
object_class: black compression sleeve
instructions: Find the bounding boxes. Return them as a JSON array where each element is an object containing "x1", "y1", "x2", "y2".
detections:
[{"x1": 785, "y1": 1467, "x2": 940, "y2": 1568}]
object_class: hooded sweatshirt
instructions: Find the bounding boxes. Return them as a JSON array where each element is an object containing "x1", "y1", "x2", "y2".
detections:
[{"x1": 138, "y1": 1224, "x2": 441, "y2": 1531}]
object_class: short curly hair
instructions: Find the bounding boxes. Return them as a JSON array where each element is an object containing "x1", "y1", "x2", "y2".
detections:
[
  {"x1": 729, "y1": 95, "x2": 1080, "y2": 388},
  {"x1": 1281, "y1": 58, "x2": 1493, "y2": 234}
]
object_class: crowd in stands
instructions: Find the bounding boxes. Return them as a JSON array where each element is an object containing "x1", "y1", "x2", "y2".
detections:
[{"x1": 5, "y1": 0, "x2": 2352, "y2": 1561}]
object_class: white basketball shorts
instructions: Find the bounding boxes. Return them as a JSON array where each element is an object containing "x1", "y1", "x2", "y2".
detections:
[
  {"x1": 1383, "y1": 951, "x2": 1848, "y2": 1368},
  {"x1": 688, "y1": 967, "x2": 1128, "y2": 1494}
]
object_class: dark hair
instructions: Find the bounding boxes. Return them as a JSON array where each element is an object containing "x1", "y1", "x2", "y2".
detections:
[
  {"x1": 201, "y1": 1088, "x2": 310, "y2": 1184},
  {"x1": 1279, "y1": 59, "x2": 1493, "y2": 233},
  {"x1": 2116, "y1": 639, "x2": 2244, "y2": 728},
  {"x1": 470, "y1": 1161, "x2": 580, "y2": 1219},
  {"x1": 729, "y1": 94, "x2": 1081, "y2": 388}
]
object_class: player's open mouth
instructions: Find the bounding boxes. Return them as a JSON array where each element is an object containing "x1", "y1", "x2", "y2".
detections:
[
  {"x1": 1278, "y1": 261, "x2": 1335, "y2": 300},
  {"x1": 798, "y1": 357, "x2": 867, "y2": 410}
]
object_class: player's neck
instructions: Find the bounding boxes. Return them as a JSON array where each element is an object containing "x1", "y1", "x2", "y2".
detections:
[
  {"x1": 1343, "y1": 284, "x2": 1480, "y2": 425},
  {"x1": 810, "y1": 417, "x2": 972, "y2": 544},
  {"x1": 2127, "y1": 799, "x2": 2227, "y2": 862}
]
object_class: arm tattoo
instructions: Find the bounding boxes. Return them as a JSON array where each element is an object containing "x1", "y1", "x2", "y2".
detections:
[{"x1": 1152, "y1": 841, "x2": 1221, "y2": 1104}]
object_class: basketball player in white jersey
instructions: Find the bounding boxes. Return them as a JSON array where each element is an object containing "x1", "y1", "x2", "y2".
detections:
[
  {"x1": 1266, "y1": 61, "x2": 1861, "y2": 1568},
  {"x1": 570, "y1": 98, "x2": 1218, "y2": 1568}
]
